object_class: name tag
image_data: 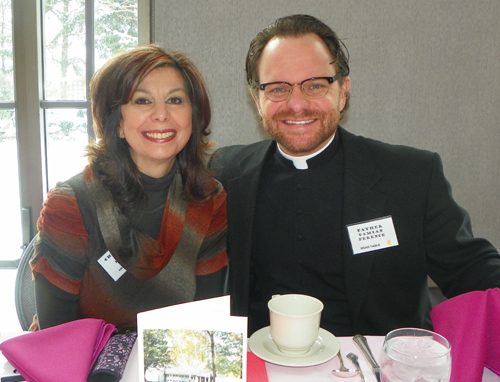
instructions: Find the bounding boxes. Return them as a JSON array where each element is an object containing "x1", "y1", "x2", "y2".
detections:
[
  {"x1": 98, "y1": 251, "x2": 126, "y2": 281},
  {"x1": 347, "y1": 216, "x2": 399, "y2": 255}
]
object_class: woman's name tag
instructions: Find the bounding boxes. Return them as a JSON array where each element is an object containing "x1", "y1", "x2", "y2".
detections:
[{"x1": 98, "y1": 251, "x2": 126, "y2": 281}]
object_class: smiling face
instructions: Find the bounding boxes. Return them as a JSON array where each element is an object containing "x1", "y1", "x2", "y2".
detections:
[
  {"x1": 119, "y1": 66, "x2": 192, "y2": 177},
  {"x1": 253, "y1": 33, "x2": 350, "y2": 156}
]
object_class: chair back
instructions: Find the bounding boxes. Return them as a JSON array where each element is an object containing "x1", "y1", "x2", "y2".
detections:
[
  {"x1": 15, "y1": 234, "x2": 38, "y2": 331},
  {"x1": 429, "y1": 285, "x2": 447, "y2": 307}
]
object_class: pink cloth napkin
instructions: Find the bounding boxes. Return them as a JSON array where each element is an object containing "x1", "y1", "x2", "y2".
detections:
[
  {"x1": 0, "y1": 318, "x2": 115, "y2": 382},
  {"x1": 247, "y1": 351, "x2": 269, "y2": 382},
  {"x1": 431, "y1": 288, "x2": 500, "y2": 382}
]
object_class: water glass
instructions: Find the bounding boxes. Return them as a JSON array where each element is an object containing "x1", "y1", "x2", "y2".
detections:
[{"x1": 380, "y1": 328, "x2": 451, "y2": 382}]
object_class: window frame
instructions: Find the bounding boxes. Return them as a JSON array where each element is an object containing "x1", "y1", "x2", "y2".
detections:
[{"x1": 9, "y1": 0, "x2": 150, "y2": 255}]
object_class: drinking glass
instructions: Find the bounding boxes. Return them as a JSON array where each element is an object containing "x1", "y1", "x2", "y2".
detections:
[{"x1": 380, "y1": 328, "x2": 451, "y2": 382}]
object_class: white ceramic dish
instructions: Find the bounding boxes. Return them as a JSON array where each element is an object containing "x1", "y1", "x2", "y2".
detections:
[{"x1": 249, "y1": 326, "x2": 339, "y2": 367}]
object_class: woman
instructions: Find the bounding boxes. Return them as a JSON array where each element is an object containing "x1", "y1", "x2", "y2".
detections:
[{"x1": 30, "y1": 44, "x2": 228, "y2": 330}]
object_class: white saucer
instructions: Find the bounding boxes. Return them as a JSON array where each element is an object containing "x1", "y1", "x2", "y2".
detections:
[{"x1": 248, "y1": 327, "x2": 339, "y2": 367}]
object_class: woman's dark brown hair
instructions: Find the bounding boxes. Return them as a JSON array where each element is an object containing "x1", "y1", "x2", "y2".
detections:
[{"x1": 86, "y1": 44, "x2": 216, "y2": 210}]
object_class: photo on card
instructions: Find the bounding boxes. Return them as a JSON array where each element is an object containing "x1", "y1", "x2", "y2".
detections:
[{"x1": 143, "y1": 328, "x2": 244, "y2": 381}]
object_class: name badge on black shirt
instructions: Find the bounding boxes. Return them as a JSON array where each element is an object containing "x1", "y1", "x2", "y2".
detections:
[{"x1": 347, "y1": 216, "x2": 399, "y2": 254}]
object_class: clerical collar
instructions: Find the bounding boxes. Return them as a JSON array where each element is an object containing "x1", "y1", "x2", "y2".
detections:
[{"x1": 277, "y1": 133, "x2": 336, "y2": 170}]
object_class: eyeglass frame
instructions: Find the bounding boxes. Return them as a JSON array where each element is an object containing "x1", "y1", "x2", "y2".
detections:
[{"x1": 257, "y1": 72, "x2": 344, "y2": 102}]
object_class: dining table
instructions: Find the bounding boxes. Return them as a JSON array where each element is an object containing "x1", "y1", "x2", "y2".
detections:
[
  {"x1": 1, "y1": 331, "x2": 499, "y2": 381},
  {"x1": 122, "y1": 334, "x2": 499, "y2": 382}
]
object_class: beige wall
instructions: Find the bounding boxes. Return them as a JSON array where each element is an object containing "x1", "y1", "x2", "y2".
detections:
[{"x1": 154, "y1": 1, "x2": 500, "y2": 248}]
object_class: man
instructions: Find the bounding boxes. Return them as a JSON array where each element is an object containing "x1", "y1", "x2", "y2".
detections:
[{"x1": 210, "y1": 14, "x2": 500, "y2": 336}]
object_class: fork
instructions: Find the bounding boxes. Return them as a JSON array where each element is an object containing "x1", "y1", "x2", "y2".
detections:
[{"x1": 347, "y1": 353, "x2": 366, "y2": 382}]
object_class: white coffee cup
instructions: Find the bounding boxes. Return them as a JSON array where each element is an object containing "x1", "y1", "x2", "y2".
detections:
[{"x1": 268, "y1": 294, "x2": 324, "y2": 355}]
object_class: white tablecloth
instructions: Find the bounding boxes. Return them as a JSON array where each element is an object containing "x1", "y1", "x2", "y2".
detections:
[
  {"x1": 120, "y1": 335, "x2": 500, "y2": 382},
  {"x1": 2, "y1": 332, "x2": 499, "y2": 381}
]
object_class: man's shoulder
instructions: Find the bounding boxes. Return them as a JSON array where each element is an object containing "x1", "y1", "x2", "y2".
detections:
[
  {"x1": 341, "y1": 128, "x2": 436, "y2": 162},
  {"x1": 210, "y1": 140, "x2": 273, "y2": 176},
  {"x1": 217, "y1": 140, "x2": 273, "y2": 159}
]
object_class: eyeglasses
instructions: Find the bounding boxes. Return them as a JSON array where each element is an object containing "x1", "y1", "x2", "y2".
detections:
[{"x1": 258, "y1": 73, "x2": 343, "y2": 102}]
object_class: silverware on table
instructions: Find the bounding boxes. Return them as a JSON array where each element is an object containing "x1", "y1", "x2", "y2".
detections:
[
  {"x1": 331, "y1": 349, "x2": 358, "y2": 377},
  {"x1": 346, "y1": 353, "x2": 366, "y2": 382},
  {"x1": 353, "y1": 334, "x2": 381, "y2": 382}
]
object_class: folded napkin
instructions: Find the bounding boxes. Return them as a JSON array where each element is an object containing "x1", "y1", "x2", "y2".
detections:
[
  {"x1": 247, "y1": 351, "x2": 269, "y2": 382},
  {"x1": 88, "y1": 332, "x2": 137, "y2": 382},
  {"x1": 431, "y1": 288, "x2": 500, "y2": 382},
  {"x1": 0, "y1": 318, "x2": 116, "y2": 382}
]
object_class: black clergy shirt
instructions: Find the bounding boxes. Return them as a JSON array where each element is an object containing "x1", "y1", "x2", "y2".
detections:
[{"x1": 249, "y1": 134, "x2": 352, "y2": 336}]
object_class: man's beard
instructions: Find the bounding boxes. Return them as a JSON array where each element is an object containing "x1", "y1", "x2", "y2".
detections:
[{"x1": 261, "y1": 109, "x2": 340, "y2": 155}]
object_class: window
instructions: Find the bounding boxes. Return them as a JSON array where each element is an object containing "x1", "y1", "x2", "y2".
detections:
[
  {"x1": 0, "y1": 0, "x2": 20, "y2": 266},
  {"x1": 43, "y1": 0, "x2": 142, "y2": 187},
  {"x1": 0, "y1": 0, "x2": 150, "y2": 265}
]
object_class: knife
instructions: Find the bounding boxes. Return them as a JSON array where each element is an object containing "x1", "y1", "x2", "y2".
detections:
[{"x1": 353, "y1": 334, "x2": 381, "y2": 382}]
